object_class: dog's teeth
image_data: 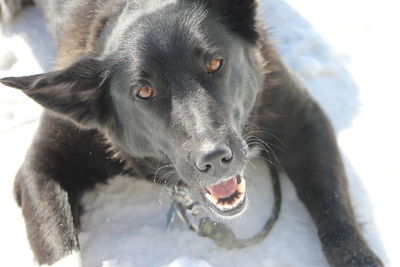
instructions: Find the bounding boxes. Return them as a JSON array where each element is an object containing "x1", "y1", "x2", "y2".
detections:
[
  {"x1": 214, "y1": 193, "x2": 245, "y2": 211},
  {"x1": 237, "y1": 193, "x2": 245, "y2": 203},
  {"x1": 223, "y1": 203, "x2": 232, "y2": 210},
  {"x1": 205, "y1": 193, "x2": 218, "y2": 205},
  {"x1": 218, "y1": 202, "x2": 231, "y2": 210},
  {"x1": 204, "y1": 177, "x2": 246, "y2": 212},
  {"x1": 237, "y1": 178, "x2": 246, "y2": 193}
]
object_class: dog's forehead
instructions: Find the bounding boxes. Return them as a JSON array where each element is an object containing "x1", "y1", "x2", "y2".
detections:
[
  {"x1": 107, "y1": 1, "x2": 240, "y2": 96},
  {"x1": 108, "y1": 2, "x2": 228, "y2": 89},
  {"x1": 137, "y1": 5, "x2": 215, "y2": 59}
]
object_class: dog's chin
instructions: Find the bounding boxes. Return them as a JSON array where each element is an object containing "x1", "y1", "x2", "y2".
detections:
[{"x1": 201, "y1": 174, "x2": 247, "y2": 218}]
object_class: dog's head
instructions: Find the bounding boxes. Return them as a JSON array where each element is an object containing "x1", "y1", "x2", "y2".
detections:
[{"x1": 0, "y1": 0, "x2": 264, "y2": 217}]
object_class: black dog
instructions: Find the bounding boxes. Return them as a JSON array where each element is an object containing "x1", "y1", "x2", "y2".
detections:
[{"x1": 0, "y1": 0, "x2": 383, "y2": 266}]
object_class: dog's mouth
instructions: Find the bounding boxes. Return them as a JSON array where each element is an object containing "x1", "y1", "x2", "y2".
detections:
[{"x1": 202, "y1": 175, "x2": 246, "y2": 216}]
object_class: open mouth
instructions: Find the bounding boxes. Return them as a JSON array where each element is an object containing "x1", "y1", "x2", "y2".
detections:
[{"x1": 203, "y1": 175, "x2": 246, "y2": 216}]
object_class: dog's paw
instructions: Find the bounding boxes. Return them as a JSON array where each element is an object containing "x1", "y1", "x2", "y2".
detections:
[{"x1": 324, "y1": 241, "x2": 383, "y2": 267}]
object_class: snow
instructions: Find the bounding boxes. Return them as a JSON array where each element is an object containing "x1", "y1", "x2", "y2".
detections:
[
  {"x1": 0, "y1": 0, "x2": 399, "y2": 266},
  {"x1": 42, "y1": 252, "x2": 82, "y2": 267}
]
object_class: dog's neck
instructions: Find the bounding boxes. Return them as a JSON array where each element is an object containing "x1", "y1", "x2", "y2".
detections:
[{"x1": 85, "y1": 2, "x2": 126, "y2": 57}]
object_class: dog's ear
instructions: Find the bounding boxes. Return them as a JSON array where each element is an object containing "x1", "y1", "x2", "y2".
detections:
[
  {"x1": 212, "y1": 0, "x2": 259, "y2": 42},
  {"x1": 186, "y1": 0, "x2": 259, "y2": 42},
  {"x1": 0, "y1": 57, "x2": 112, "y2": 128}
]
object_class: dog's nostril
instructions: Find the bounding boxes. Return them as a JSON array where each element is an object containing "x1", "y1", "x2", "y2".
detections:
[
  {"x1": 204, "y1": 164, "x2": 211, "y2": 171},
  {"x1": 196, "y1": 163, "x2": 211, "y2": 172},
  {"x1": 221, "y1": 145, "x2": 233, "y2": 164},
  {"x1": 221, "y1": 153, "x2": 233, "y2": 163}
]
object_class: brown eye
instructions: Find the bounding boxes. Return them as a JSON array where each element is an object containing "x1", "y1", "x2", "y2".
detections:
[
  {"x1": 206, "y1": 58, "x2": 223, "y2": 74},
  {"x1": 136, "y1": 85, "x2": 155, "y2": 100}
]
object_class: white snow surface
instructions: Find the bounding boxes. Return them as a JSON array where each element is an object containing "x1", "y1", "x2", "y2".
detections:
[{"x1": 0, "y1": 0, "x2": 399, "y2": 266}]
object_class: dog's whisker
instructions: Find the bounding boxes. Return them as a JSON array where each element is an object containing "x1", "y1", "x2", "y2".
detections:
[
  {"x1": 153, "y1": 164, "x2": 174, "y2": 182},
  {"x1": 244, "y1": 123, "x2": 285, "y2": 148},
  {"x1": 162, "y1": 170, "x2": 179, "y2": 186},
  {"x1": 245, "y1": 135, "x2": 281, "y2": 166},
  {"x1": 245, "y1": 134, "x2": 284, "y2": 151}
]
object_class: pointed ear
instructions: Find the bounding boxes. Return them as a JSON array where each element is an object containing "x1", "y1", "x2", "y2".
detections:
[
  {"x1": 0, "y1": 57, "x2": 112, "y2": 128},
  {"x1": 213, "y1": 0, "x2": 259, "y2": 42},
  {"x1": 187, "y1": 0, "x2": 259, "y2": 42}
]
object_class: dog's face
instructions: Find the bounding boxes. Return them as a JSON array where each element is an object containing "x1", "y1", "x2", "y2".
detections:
[{"x1": 0, "y1": 0, "x2": 264, "y2": 217}]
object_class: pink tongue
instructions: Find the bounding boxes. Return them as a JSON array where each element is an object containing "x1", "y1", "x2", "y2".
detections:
[{"x1": 206, "y1": 177, "x2": 237, "y2": 199}]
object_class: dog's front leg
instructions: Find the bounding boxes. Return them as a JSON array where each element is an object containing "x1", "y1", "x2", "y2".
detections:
[
  {"x1": 14, "y1": 164, "x2": 82, "y2": 266},
  {"x1": 255, "y1": 100, "x2": 382, "y2": 266}
]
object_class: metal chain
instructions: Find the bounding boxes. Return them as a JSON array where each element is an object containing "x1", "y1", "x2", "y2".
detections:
[{"x1": 165, "y1": 165, "x2": 282, "y2": 249}]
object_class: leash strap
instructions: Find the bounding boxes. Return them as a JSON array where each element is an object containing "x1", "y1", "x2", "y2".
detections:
[{"x1": 166, "y1": 164, "x2": 282, "y2": 249}]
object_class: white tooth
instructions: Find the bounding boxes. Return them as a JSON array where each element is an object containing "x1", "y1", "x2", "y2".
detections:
[
  {"x1": 224, "y1": 203, "x2": 232, "y2": 209},
  {"x1": 216, "y1": 203, "x2": 225, "y2": 211},
  {"x1": 216, "y1": 201, "x2": 230, "y2": 211},
  {"x1": 236, "y1": 196, "x2": 243, "y2": 204},
  {"x1": 237, "y1": 178, "x2": 246, "y2": 193},
  {"x1": 205, "y1": 193, "x2": 219, "y2": 205}
]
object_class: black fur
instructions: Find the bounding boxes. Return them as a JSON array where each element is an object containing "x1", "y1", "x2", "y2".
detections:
[
  {"x1": 1, "y1": 0, "x2": 383, "y2": 266},
  {"x1": 184, "y1": 0, "x2": 259, "y2": 42}
]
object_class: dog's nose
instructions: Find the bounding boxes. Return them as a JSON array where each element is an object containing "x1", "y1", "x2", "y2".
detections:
[{"x1": 195, "y1": 142, "x2": 233, "y2": 175}]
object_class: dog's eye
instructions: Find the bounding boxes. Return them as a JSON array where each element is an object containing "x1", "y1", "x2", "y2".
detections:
[
  {"x1": 136, "y1": 85, "x2": 155, "y2": 100},
  {"x1": 206, "y1": 58, "x2": 223, "y2": 74}
]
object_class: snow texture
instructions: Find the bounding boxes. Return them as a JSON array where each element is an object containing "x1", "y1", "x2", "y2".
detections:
[{"x1": 0, "y1": 0, "x2": 399, "y2": 266}]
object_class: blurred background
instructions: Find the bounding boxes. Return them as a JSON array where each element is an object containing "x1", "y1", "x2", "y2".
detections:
[{"x1": 0, "y1": 0, "x2": 399, "y2": 266}]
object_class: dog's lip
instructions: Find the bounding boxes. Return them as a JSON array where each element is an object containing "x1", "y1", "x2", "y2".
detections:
[{"x1": 202, "y1": 175, "x2": 246, "y2": 216}]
